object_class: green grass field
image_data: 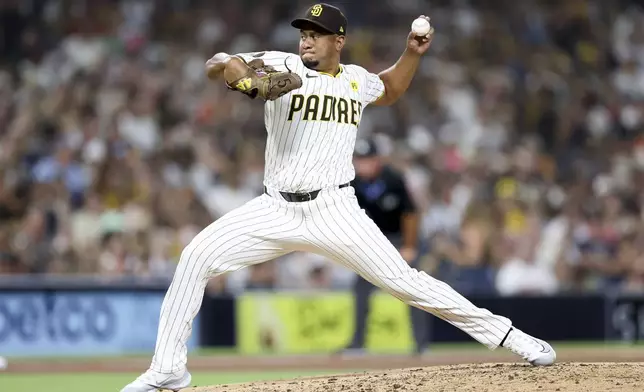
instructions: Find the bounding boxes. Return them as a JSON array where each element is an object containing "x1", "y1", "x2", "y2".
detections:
[
  {"x1": 0, "y1": 371, "x2": 345, "y2": 392},
  {"x1": 5, "y1": 340, "x2": 637, "y2": 361},
  {"x1": 1, "y1": 342, "x2": 641, "y2": 392}
]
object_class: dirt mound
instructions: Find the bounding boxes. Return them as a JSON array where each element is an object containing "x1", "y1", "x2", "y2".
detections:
[{"x1": 189, "y1": 363, "x2": 644, "y2": 392}]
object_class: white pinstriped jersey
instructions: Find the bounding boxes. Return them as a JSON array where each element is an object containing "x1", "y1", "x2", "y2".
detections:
[
  {"x1": 235, "y1": 51, "x2": 385, "y2": 193},
  {"x1": 142, "y1": 55, "x2": 520, "y2": 381}
]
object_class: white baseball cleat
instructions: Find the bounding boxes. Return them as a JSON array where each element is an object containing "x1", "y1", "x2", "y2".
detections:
[
  {"x1": 502, "y1": 328, "x2": 556, "y2": 366},
  {"x1": 120, "y1": 371, "x2": 192, "y2": 392}
]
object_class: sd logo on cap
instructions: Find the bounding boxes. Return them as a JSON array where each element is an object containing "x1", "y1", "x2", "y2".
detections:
[{"x1": 291, "y1": 3, "x2": 348, "y2": 36}]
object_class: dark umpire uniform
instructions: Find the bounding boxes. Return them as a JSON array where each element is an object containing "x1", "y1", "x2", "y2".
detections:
[{"x1": 342, "y1": 139, "x2": 429, "y2": 355}]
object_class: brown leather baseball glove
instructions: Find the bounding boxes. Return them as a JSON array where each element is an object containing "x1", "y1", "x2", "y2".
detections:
[{"x1": 226, "y1": 57, "x2": 302, "y2": 101}]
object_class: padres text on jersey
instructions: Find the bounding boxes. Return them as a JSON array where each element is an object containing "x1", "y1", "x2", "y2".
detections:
[{"x1": 234, "y1": 51, "x2": 385, "y2": 193}]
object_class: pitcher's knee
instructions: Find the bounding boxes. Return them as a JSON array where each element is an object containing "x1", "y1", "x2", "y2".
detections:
[
  {"x1": 374, "y1": 267, "x2": 435, "y2": 302},
  {"x1": 177, "y1": 237, "x2": 227, "y2": 278}
]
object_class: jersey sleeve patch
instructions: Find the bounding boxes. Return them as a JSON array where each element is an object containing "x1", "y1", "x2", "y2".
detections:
[{"x1": 346, "y1": 64, "x2": 385, "y2": 106}]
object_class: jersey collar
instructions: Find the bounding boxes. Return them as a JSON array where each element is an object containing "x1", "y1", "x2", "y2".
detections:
[{"x1": 318, "y1": 65, "x2": 343, "y2": 78}]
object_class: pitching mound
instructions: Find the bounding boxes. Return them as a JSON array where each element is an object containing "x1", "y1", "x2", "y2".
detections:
[{"x1": 186, "y1": 363, "x2": 644, "y2": 392}]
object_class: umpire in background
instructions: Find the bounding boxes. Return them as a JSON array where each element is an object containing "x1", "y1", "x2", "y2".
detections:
[{"x1": 341, "y1": 138, "x2": 429, "y2": 356}]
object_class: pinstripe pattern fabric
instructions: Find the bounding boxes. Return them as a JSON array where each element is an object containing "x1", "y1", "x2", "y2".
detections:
[
  {"x1": 143, "y1": 52, "x2": 513, "y2": 378},
  {"x1": 148, "y1": 191, "x2": 512, "y2": 374},
  {"x1": 234, "y1": 51, "x2": 384, "y2": 193},
  {"x1": 302, "y1": 187, "x2": 512, "y2": 348},
  {"x1": 151, "y1": 195, "x2": 305, "y2": 373}
]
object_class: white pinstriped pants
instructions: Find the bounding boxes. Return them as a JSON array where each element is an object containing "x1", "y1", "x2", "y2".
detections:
[{"x1": 150, "y1": 186, "x2": 512, "y2": 374}]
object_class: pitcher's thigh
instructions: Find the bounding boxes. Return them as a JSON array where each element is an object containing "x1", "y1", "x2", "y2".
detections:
[
  {"x1": 307, "y1": 197, "x2": 411, "y2": 289},
  {"x1": 307, "y1": 199, "x2": 513, "y2": 347},
  {"x1": 180, "y1": 195, "x2": 299, "y2": 276}
]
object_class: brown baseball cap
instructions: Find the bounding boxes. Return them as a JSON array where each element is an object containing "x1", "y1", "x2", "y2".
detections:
[{"x1": 291, "y1": 3, "x2": 347, "y2": 36}]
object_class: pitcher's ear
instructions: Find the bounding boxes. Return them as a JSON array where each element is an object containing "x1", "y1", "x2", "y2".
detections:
[{"x1": 336, "y1": 35, "x2": 346, "y2": 51}]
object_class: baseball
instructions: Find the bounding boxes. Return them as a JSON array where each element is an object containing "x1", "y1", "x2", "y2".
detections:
[{"x1": 411, "y1": 17, "x2": 431, "y2": 36}]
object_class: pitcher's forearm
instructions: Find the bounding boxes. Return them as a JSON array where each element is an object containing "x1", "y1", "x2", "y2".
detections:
[
  {"x1": 205, "y1": 53, "x2": 249, "y2": 82},
  {"x1": 376, "y1": 49, "x2": 422, "y2": 105}
]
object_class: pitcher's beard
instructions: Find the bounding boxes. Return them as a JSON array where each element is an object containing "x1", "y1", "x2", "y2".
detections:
[{"x1": 302, "y1": 59, "x2": 320, "y2": 69}]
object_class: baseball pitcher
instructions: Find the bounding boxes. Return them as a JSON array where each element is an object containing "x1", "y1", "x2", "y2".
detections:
[{"x1": 122, "y1": 4, "x2": 555, "y2": 391}]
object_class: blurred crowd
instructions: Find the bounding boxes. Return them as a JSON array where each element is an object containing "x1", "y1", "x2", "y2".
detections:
[{"x1": 1, "y1": 0, "x2": 644, "y2": 296}]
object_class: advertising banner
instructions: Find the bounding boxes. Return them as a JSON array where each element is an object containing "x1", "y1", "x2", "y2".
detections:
[
  {"x1": 0, "y1": 291, "x2": 200, "y2": 357},
  {"x1": 236, "y1": 291, "x2": 413, "y2": 354}
]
